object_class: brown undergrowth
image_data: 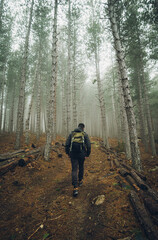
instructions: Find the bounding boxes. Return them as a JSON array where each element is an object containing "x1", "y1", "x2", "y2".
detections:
[{"x1": 0, "y1": 134, "x2": 158, "y2": 240}]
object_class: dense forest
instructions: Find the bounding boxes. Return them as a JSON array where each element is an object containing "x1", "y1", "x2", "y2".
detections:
[
  {"x1": 0, "y1": 1, "x2": 158, "y2": 239},
  {"x1": 0, "y1": 0, "x2": 158, "y2": 165}
]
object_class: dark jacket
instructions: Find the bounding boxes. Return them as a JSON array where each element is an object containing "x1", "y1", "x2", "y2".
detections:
[{"x1": 65, "y1": 127, "x2": 91, "y2": 157}]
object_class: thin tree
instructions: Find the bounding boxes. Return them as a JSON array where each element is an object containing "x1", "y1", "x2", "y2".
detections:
[
  {"x1": 44, "y1": 0, "x2": 58, "y2": 161},
  {"x1": 25, "y1": 63, "x2": 38, "y2": 145},
  {"x1": 88, "y1": 0, "x2": 109, "y2": 147},
  {"x1": 71, "y1": 4, "x2": 79, "y2": 129},
  {"x1": 15, "y1": 0, "x2": 34, "y2": 149},
  {"x1": 107, "y1": 0, "x2": 141, "y2": 170},
  {"x1": 66, "y1": 0, "x2": 72, "y2": 136}
]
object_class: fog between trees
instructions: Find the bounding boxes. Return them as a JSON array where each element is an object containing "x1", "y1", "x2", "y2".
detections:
[{"x1": 0, "y1": 0, "x2": 158, "y2": 167}]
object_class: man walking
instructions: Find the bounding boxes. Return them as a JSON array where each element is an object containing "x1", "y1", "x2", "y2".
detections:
[{"x1": 65, "y1": 123, "x2": 91, "y2": 197}]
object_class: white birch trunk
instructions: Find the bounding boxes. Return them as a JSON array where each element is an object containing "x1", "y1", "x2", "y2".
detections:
[
  {"x1": 108, "y1": 0, "x2": 141, "y2": 170},
  {"x1": 118, "y1": 69, "x2": 131, "y2": 159},
  {"x1": 15, "y1": 0, "x2": 34, "y2": 149}
]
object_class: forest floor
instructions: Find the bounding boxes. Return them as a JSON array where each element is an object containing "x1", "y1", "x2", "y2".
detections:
[{"x1": 0, "y1": 134, "x2": 158, "y2": 240}]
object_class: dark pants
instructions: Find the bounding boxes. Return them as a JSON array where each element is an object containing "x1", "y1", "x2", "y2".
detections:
[{"x1": 71, "y1": 153, "x2": 85, "y2": 188}]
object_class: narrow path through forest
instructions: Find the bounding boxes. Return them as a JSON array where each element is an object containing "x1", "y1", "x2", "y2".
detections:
[{"x1": 0, "y1": 136, "x2": 157, "y2": 240}]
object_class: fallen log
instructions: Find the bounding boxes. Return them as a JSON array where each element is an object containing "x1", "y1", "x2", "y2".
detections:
[
  {"x1": 140, "y1": 191, "x2": 158, "y2": 215},
  {"x1": 122, "y1": 163, "x2": 146, "y2": 181},
  {"x1": 110, "y1": 159, "x2": 114, "y2": 171},
  {"x1": 100, "y1": 145, "x2": 116, "y2": 154},
  {"x1": 146, "y1": 187, "x2": 158, "y2": 203},
  {"x1": 0, "y1": 149, "x2": 26, "y2": 161},
  {"x1": 0, "y1": 162, "x2": 18, "y2": 176},
  {"x1": 0, "y1": 147, "x2": 42, "y2": 176},
  {"x1": 115, "y1": 175, "x2": 127, "y2": 189},
  {"x1": 100, "y1": 147, "x2": 108, "y2": 154},
  {"x1": 119, "y1": 167, "x2": 130, "y2": 177},
  {"x1": 125, "y1": 175, "x2": 140, "y2": 191},
  {"x1": 152, "y1": 216, "x2": 158, "y2": 226},
  {"x1": 113, "y1": 158, "x2": 120, "y2": 168},
  {"x1": 130, "y1": 170, "x2": 148, "y2": 190},
  {"x1": 129, "y1": 190, "x2": 158, "y2": 240}
]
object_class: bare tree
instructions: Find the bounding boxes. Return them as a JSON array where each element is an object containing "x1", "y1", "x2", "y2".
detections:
[
  {"x1": 15, "y1": 0, "x2": 34, "y2": 149},
  {"x1": 44, "y1": 0, "x2": 58, "y2": 161},
  {"x1": 88, "y1": 0, "x2": 109, "y2": 147},
  {"x1": 66, "y1": 0, "x2": 72, "y2": 136},
  {"x1": 107, "y1": 0, "x2": 141, "y2": 170}
]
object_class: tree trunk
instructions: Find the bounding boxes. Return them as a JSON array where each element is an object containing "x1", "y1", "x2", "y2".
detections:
[
  {"x1": 36, "y1": 51, "x2": 42, "y2": 141},
  {"x1": 66, "y1": 0, "x2": 72, "y2": 136},
  {"x1": 52, "y1": 17, "x2": 58, "y2": 140},
  {"x1": 0, "y1": 67, "x2": 5, "y2": 132},
  {"x1": 107, "y1": 0, "x2": 141, "y2": 171},
  {"x1": 140, "y1": 63, "x2": 156, "y2": 156},
  {"x1": 3, "y1": 84, "x2": 9, "y2": 132},
  {"x1": 72, "y1": 22, "x2": 77, "y2": 129},
  {"x1": 135, "y1": 21, "x2": 156, "y2": 156},
  {"x1": 44, "y1": 0, "x2": 58, "y2": 161},
  {"x1": 137, "y1": 72, "x2": 148, "y2": 151},
  {"x1": 0, "y1": 0, "x2": 4, "y2": 29},
  {"x1": 8, "y1": 82, "x2": 15, "y2": 133},
  {"x1": 15, "y1": 0, "x2": 34, "y2": 149},
  {"x1": 61, "y1": 70, "x2": 67, "y2": 137},
  {"x1": 95, "y1": 51, "x2": 109, "y2": 148},
  {"x1": 90, "y1": 2, "x2": 109, "y2": 147},
  {"x1": 118, "y1": 68, "x2": 131, "y2": 159},
  {"x1": 25, "y1": 63, "x2": 38, "y2": 145}
]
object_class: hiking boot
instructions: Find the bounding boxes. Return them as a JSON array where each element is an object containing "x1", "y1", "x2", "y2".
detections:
[
  {"x1": 73, "y1": 188, "x2": 78, "y2": 197},
  {"x1": 78, "y1": 180, "x2": 83, "y2": 187}
]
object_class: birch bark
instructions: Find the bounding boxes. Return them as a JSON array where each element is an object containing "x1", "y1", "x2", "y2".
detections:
[
  {"x1": 118, "y1": 69, "x2": 131, "y2": 159},
  {"x1": 108, "y1": 0, "x2": 141, "y2": 170}
]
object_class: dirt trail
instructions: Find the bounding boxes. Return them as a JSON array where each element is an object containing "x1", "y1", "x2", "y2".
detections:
[{"x1": 0, "y1": 136, "x2": 156, "y2": 240}]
